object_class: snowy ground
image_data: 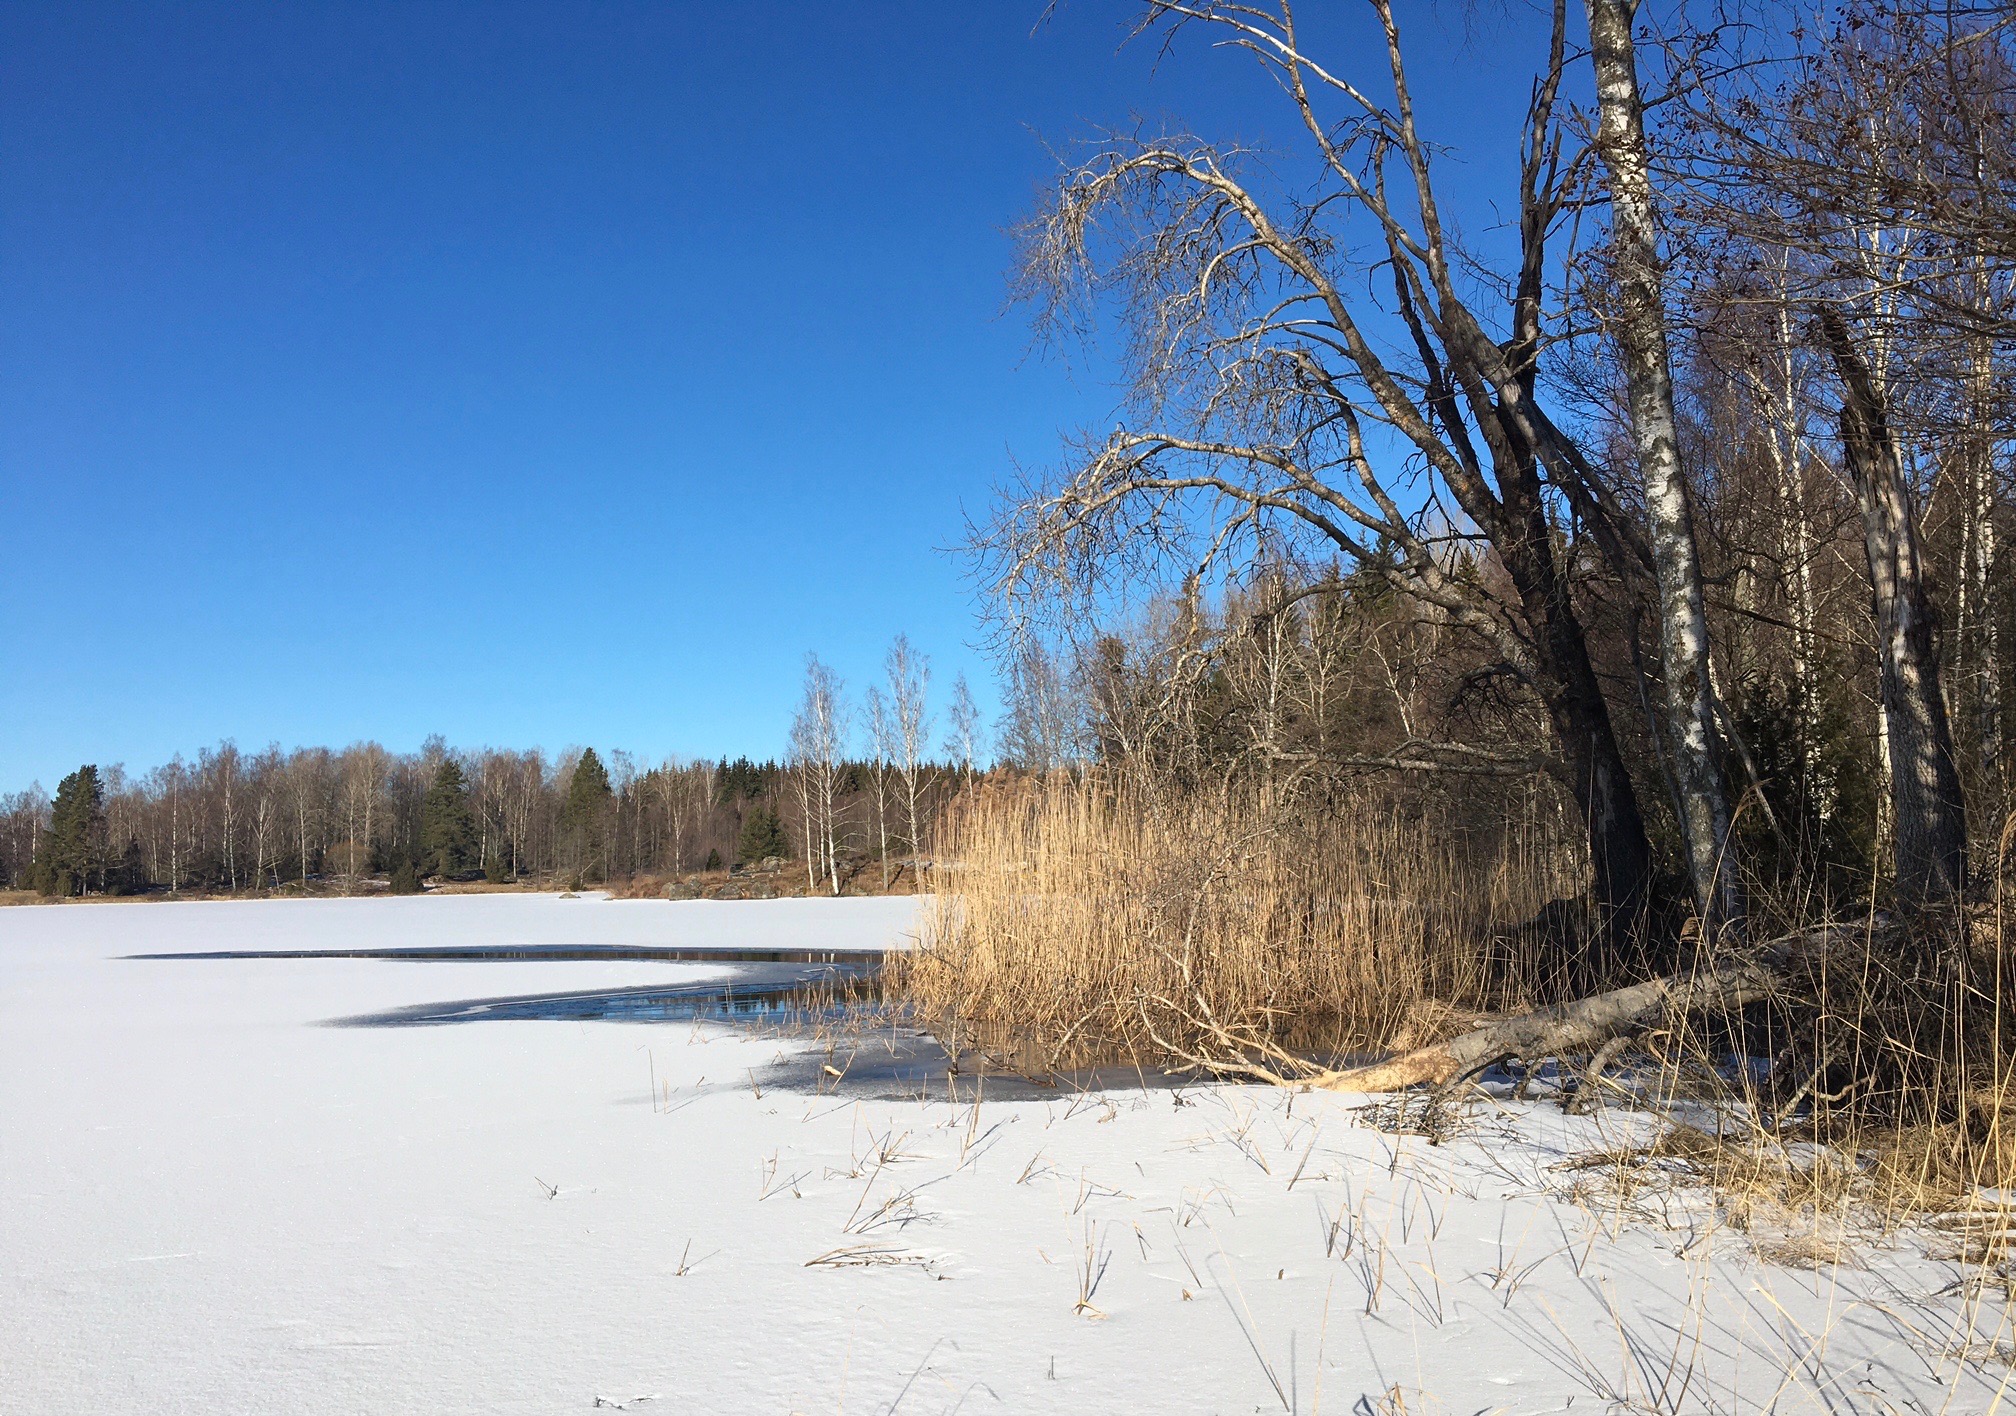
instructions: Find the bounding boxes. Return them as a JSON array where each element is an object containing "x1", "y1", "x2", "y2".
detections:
[{"x1": 3, "y1": 893, "x2": 2010, "y2": 1414}]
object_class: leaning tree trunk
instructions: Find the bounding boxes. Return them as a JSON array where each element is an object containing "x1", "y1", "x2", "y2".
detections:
[
  {"x1": 1493, "y1": 451, "x2": 1656, "y2": 939},
  {"x1": 1303, "y1": 921, "x2": 1866, "y2": 1094},
  {"x1": 1491, "y1": 125, "x2": 1658, "y2": 944},
  {"x1": 1584, "y1": 0, "x2": 1743, "y2": 939},
  {"x1": 1167, "y1": 921, "x2": 1877, "y2": 1096},
  {"x1": 1819, "y1": 309, "x2": 1968, "y2": 904}
]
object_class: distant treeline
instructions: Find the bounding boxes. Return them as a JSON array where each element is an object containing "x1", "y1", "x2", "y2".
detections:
[
  {"x1": 5, "y1": 634, "x2": 989, "y2": 899},
  {"x1": 0, "y1": 742, "x2": 971, "y2": 898}
]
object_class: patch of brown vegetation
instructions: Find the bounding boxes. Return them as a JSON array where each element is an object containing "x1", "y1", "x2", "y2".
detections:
[{"x1": 900, "y1": 772, "x2": 1581, "y2": 1071}]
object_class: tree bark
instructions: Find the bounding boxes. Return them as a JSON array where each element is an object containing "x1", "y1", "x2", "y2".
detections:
[
  {"x1": 1819, "y1": 308, "x2": 1968, "y2": 903},
  {"x1": 1584, "y1": 0, "x2": 1742, "y2": 937},
  {"x1": 1493, "y1": 465, "x2": 1656, "y2": 936}
]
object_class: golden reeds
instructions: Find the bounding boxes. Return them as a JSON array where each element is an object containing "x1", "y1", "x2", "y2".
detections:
[{"x1": 901, "y1": 771, "x2": 1582, "y2": 1067}]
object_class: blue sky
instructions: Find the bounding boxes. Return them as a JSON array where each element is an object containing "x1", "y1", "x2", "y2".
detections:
[{"x1": 2, "y1": 1, "x2": 1556, "y2": 789}]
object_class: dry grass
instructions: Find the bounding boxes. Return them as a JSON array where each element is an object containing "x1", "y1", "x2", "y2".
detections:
[
  {"x1": 1689, "y1": 890, "x2": 2016, "y2": 1221},
  {"x1": 606, "y1": 872, "x2": 681, "y2": 900},
  {"x1": 900, "y1": 771, "x2": 1583, "y2": 1069},
  {"x1": 1538, "y1": 898, "x2": 2016, "y2": 1261}
]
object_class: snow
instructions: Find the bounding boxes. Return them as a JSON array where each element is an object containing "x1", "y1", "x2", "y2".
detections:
[{"x1": 3, "y1": 892, "x2": 2007, "y2": 1414}]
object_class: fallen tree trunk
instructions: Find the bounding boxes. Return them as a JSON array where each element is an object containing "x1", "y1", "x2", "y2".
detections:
[{"x1": 1290, "y1": 922, "x2": 1878, "y2": 1094}]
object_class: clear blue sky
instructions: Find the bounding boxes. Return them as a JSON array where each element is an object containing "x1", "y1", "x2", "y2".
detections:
[{"x1": 2, "y1": 1, "x2": 1554, "y2": 789}]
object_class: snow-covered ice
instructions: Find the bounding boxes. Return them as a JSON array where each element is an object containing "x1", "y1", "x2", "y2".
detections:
[{"x1": 3, "y1": 892, "x2": 2007, "y2": 1414}]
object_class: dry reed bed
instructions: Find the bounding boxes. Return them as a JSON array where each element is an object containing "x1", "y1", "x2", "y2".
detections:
[{"x1": 901, "y1": 772, "x2": 1584, "y2": 1066}]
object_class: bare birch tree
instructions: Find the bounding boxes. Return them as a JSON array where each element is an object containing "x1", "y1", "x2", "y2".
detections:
[
  {"x1": 999, "y1": 641, "x2": 1082, "y2": 773},
  {"x1": 220, "y1": 744, "x2": 244, "y2": 891},
  {"x1": 340, "y1": 744, "x2": 389, "y2": 890},
  {"x1": 288, "y1": 748, "x2": 329, "y2": 887},
  {"x1": 944, "y1": 673, "x2": 984, "y2": 781},
  {"x1": 863, "y1": 685, "x2": 896, "y2": 889},
  {"x1": 156, "y1": 756, "x2": 187, "y2": 893},
  {"x1": 651, "y1": 757, "x2": 689, "y2": 873},
  {"x1": 885, "y1": 635, "x2": 935, "y2": 876},
  {"x1": 249, "y1": 745, "x2": 282, "y2": 890},
  {"x1": 788, "y1": 655, "x2": 847, "y2": 895}
]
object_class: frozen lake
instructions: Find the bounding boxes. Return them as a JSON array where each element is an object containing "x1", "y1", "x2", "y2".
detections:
[
  {"x1": 2, "y1": 892, "x2": 2001, "y2": 1414},
  {"x1": 2, "y1": 893, "x2": 922, "y2": 1415}
]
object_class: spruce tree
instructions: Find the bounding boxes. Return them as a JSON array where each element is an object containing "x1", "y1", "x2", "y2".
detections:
[
  {"x1": 559, "y1": 748, "x2": 615, "y2": 882},
  {"x1": 420, "y1": 759, "x2": 479, "y2": 877},
  {"x1": 29, "y1": 766, "x2": 104, "y2": 897},
  {"x1": 736, "y1": 806, "x2": 787, "y2": 865}
]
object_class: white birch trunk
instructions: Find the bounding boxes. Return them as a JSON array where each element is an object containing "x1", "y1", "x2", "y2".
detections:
[{"x1": 1584, "y1": 0, "x2": 1742, "y2": 934}]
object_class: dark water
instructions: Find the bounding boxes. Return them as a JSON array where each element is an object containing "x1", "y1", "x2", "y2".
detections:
[
  {"x1": 125, "y1": 944, "x2": 884, "y2": 1027},
  {"x1": 327, "y1": 968, "x2": 888, "y2": 1029}
]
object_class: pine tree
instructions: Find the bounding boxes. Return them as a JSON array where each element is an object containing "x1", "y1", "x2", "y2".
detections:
[
  {"x1": 737, "y1": 806, "x2": 788, "y2": 865},
  {"x1": 29, "y1": 766, "x2": 104, "y2": 897},
  {"x1": 420, "y1": 759, "x2": 479, "y2": 877},
  {"x1": 559, "y1": 748, "x2": 615, "y2": 882}
]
